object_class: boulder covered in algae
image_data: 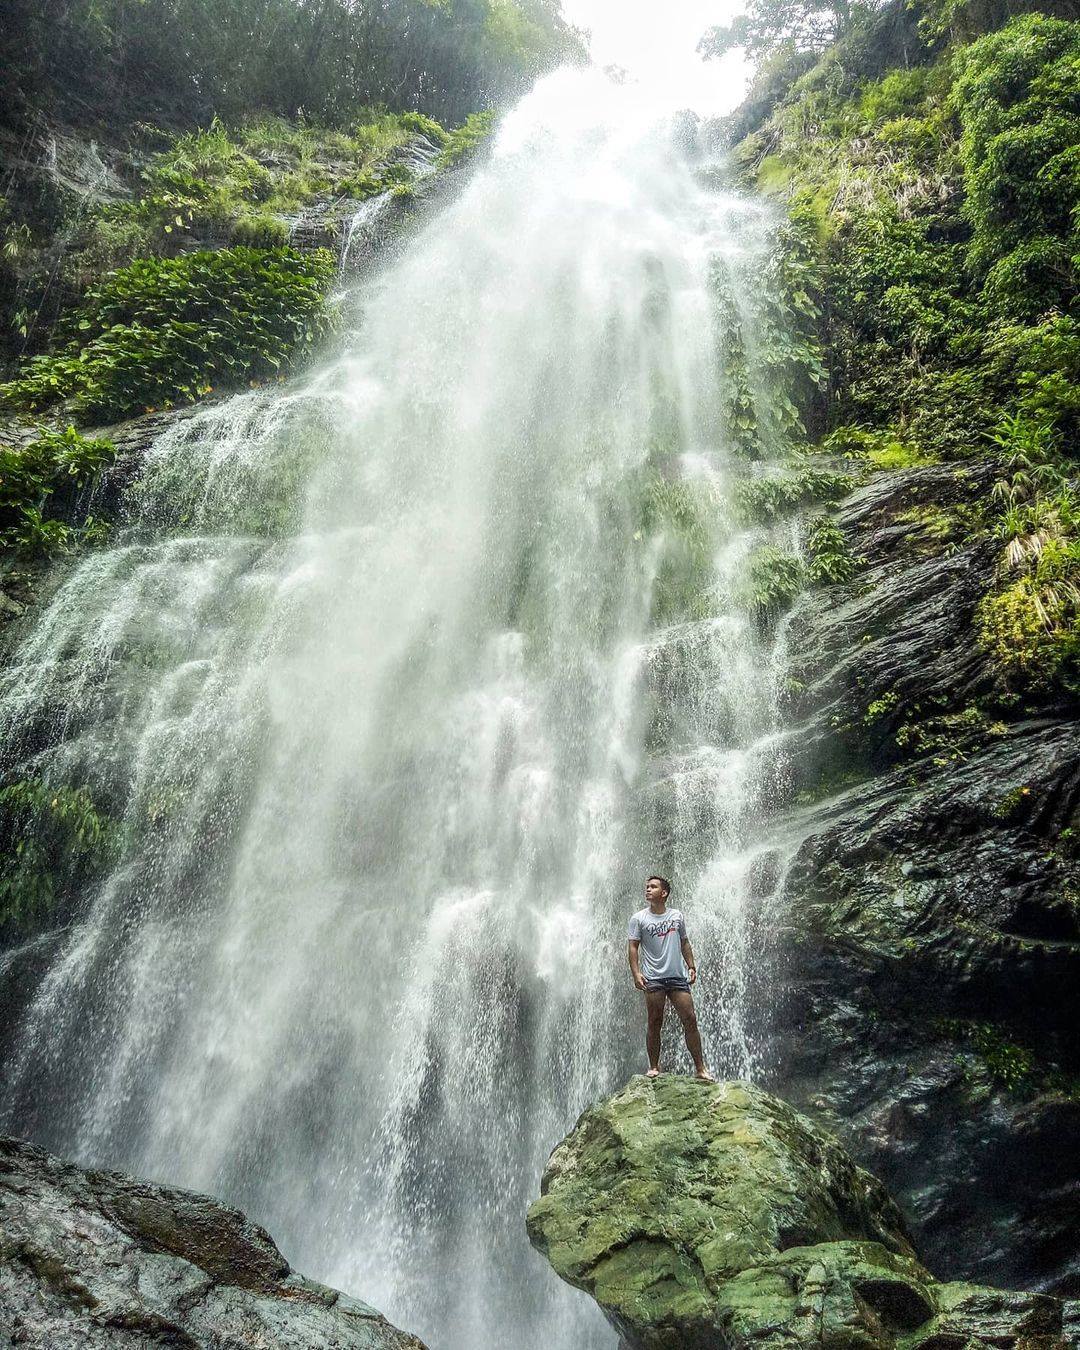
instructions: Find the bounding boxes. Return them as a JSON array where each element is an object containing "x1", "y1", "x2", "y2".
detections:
[
  {"x1": 0, "y1": 1135, "x2": 426, "y2": 1349},
  {"x1": 526, "y1": 1077, "x2": 1069, "y2": 1349}
]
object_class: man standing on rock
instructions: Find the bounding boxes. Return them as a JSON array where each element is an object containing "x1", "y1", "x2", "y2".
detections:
[{"x1": 627, "y1": 875, "x2": 713, "y2": 1081}]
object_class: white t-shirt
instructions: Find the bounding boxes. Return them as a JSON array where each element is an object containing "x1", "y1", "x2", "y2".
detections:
[{"x1": 628, "y1": 907, "x2": 687, "y2": 982}]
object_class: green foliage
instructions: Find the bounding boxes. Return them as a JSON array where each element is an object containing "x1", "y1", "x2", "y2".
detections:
[
  {"x1": 805, "y1": 515, "x2": 859, "y2": 582},
  {"x1": 987, "y1": 316, "x2": 1080, "y2": 448},
  {"x1": 142, "y1": 121, "x2": 275, "y2": 231},
  {"x1": 991, "y1": 782, "x2": 1034, "y2": 819},
  {"x1": 723, "y1": 0, "x2": 1080, "y2": 733},
  {"x1": 895, "y1": 703, "x2": 1007, "y2": 763},
  {"x1": 66, "y1": 112, "x2": 439, "y2": 288},
  {"x1": 340, "y1": 159, "x2": 415, "y2": 201},
  {"x1": 821, "y1": 426, "x2": 936, "y2": 469},
  {"x1": 639, "y1": 477, "x2": 718, "y2": 625},
  {"x1": 438, "y1": 111, "x2": 499, "y2": 168},
  {"x1": 976, "y1": 408, "x2": 1080, "y2": 689},
  {"x1": 939, "y1": 1018, "x2": 1038, "y2": 1095},
  {"x1": 729, "y1": 15, "x2": 1080, "y2": 471},
  {"x1": 3, "y1": 0, "x2": 582, "y2": 132},
  {"x1": 400, "y1": 112, "x2": 452, "y2": 145},
  {"x1": 896, "y1": 503, "x2": 958, "y2": 546},
  {"x1": 951, "y1": 15, "x2": 1080, "y2": 318},
  {"x1": 862, "y1": 689, "x2": 899, "y2": 723},
  {"x1": 735, "y1": 463, "x2": 855, "y2": 523},
  {"x1": 1, "y1": 247, "x2": 335, "y2": 420},
  {"x1": 229, "y1": 214, "x2": 291, "y2": 247},
  {"x1": 0, "y1": 425, "x2": 116, "y2": 558},
  {"x1": 855, "y1": 65, "x2": 946, "y2": 125},
  {"x1": 977, "y1": 553, "x2": 1080, "y2": 686},
  {"x1": 699, "y1": 0, "x2": 859, "y2": 61},
  {"x1": 0, "y1": 779, "x2": 119, "y2": 940},
  {"x1": 714, "y1": 200, "x2": 827, "y2": 457},
  {"x1": 744, "y1": 545, "x2": 805, "y2": 618},
  {"x1": 864, "y1": 440, "x2": 938, "y2": 470}
]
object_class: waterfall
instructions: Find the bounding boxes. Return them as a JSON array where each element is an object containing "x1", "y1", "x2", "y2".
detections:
[{"x1": 1, "y1": 64, "x2": 794, "y2": 1350}]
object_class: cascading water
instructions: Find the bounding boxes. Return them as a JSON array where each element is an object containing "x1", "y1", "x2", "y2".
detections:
[{"x1": 1, "y1": 59, "x2": 796, "y2": 1350}]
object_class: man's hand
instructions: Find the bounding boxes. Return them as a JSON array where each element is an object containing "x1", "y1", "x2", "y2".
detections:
[
  {"x1": 634, "y1": 972, "x2": 647, "y2": 991},
  {"x1": 687, "y1": 966, "x2": 697, "y2": 985}
]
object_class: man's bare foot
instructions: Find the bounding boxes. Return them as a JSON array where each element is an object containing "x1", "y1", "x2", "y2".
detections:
[
  {"x1": 646, "y1": 1067, "x2": 661, "y2": 1078},
  {"x1": 695, "y1": 1068, "x2": 715, "y2": 1082}
]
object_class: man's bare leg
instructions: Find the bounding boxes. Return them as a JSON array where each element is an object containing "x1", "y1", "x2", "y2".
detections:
[
  {"x1": 669, "y1": 989, "x2": 713, "y2": 1080},
  {"x1": 645, "y1": 989, "x2": 666, "y2": 1076}
]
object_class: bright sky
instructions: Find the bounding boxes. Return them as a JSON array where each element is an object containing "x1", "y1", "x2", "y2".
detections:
[{"x1": 559, "y1": 0, "x2": 753, "y2": 116}]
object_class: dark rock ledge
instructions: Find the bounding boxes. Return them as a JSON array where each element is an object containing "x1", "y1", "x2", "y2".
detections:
[
  {"x1": 0, "y1": 1135, "x2": 426, "y2": 1349},
  {"x1": 763, "y1": 460, "x2": 1080, "y2": 1293},
  {"x1": 527, "y1": 1076, "x2": 1074, "y2": 1350}
]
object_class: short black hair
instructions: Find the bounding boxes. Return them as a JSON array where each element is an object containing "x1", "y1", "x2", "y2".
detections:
[{"x1": 647, "y1": 874, "x2": 671, "y2": 895}]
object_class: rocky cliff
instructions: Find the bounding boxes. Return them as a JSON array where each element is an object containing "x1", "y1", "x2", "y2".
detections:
[
  {"x1": 0, "y1": 1135, "x2": 426, "y2": 1348},
  {"x1": 714, "y1": 0, "x2": 1080, "y2": 1298},
  {"x1": 527, "y1": 1076, "x2": 1074, "y2": 1349},
  {"x1": 760, "y1": 459, "x2": 1080, "y2": 1294}
]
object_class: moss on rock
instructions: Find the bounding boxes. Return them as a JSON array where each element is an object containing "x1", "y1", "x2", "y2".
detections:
[{"x1": 526, "y1": 1077, "x2": 1068, "y2": 1349}]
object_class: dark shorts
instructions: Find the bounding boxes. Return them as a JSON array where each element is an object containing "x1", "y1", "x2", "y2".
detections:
[{"x1": 645, "y1": 977, "x2": 690, "y2": 994}]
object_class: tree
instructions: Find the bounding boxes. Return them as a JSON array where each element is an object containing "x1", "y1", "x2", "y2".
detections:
[
  {"x1": 1, "y1": 0, "x2": 584, "y2": 133},
  {"x1": 698, "y1": 0, "x2": 855, "y2": 60}
]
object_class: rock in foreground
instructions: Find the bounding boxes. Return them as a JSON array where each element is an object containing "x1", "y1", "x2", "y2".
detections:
[
  {"x1": 526, "y1": 1077, "x2": 1068, "y2": 1349},
  {"x1": 0, "y1": 1136, "x2": 426, "y2": 1349}
]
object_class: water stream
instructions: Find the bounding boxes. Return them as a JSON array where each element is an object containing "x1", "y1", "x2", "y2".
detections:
[{"x1": 1, "y1": 62, "x2": 794, "y2": 1350}]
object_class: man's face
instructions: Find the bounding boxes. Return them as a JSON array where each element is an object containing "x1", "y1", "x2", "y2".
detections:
[{"x1": 645, "y1": 877, "x2": 667, "y2": 906}]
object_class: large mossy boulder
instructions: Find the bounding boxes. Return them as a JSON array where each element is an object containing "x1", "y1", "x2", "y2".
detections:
[
  {"x1": 526, "y1": 1077, "x2": 1068, "y2": 1350},
  {"x1": 0, "y1": 1136, "x2": 426, "y2": 1349}
]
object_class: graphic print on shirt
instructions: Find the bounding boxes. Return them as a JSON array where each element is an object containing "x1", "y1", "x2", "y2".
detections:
[
  {"x1": 642, "y1": 918, "x2": 680, "y2": 941},
  {"x1": 628, "y1": 907, "x2": 688, "y2": 983}
]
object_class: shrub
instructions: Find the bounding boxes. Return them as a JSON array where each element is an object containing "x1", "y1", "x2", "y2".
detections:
[
  {"x1": 806, "y1": 515, "x2": 859, "y2": 582},
  {"x1": 856, "y1": 66, "x2": 941, "y2": 125},
  {"x1": 0, "y1": 780, "x2": 119, "y2": 940},
  {"x1": 0, "y1": 425, "x2": 116, "y2": 557},
  {"x1": 340, "y1": 158, "x2": 415, "y2": 200},
  {"x1": 53, "y1": 111, "x2": 441, "y2": 293},
  {"x1": 639, "y1": 478, "x2": 718, "y2": 625},
  {"x1": 895, "y1": 704, "x2": 1007, "y2": 763},
  {"x1": 714, "y1": 199, "x2": 827, "y2": 457},
  {"x1": 744, "y1": 546, "x2": 804, "y2": 618},
  {"x1": 820, "y1": 425, "x2": 936, "y2": 469},
  {"x1": 230, "y1": 214, "x2": 290, "y2": 246},
  {"x1": 976, "y1": 550, "x2": 1080, "y2": 685},
  {"x1": 736, "y1": 463, "x2": 855, "y2": 523},
  {"x1": 952, "y1": 15, "x2": 1080, "y2": 316},
  {"x1": 438, "y1": 111, "x2": 498, "y2": 168},
  {"x1": 1, "y1": 246, "x2": 335, "y2": 420},
  {"x1": 939, "y1": 1018, "x2": 1038, "y2": 1095}
]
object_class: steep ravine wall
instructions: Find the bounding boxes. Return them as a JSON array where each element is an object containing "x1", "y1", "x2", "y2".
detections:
[
  {"x1": 719, "y1": 0, "x2": 1080, "y2": 1300},
  {"x1": 766, "y1": 461, "x2": 1080, "y2": 1293}
]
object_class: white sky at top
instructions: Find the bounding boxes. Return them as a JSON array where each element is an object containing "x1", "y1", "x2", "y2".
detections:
[{"x1": 558, "y1": 0, "x2": 754, "y2": 116}]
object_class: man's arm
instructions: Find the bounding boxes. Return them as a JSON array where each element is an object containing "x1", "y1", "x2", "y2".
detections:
[
  {"x1": 628, "y1": 939, "x2": 646, "y2": 990},
  {"x1": 681, "y1": 937, "x2": 697, "y2": 985}
]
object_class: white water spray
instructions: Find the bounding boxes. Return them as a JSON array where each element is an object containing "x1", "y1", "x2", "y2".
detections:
[{"x1": 2, "y1": 61, "x2": 794, "y2": 1350}]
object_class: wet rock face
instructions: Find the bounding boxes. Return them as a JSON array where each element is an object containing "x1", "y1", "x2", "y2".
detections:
[
  {"x1": 767, "y1": 462, "x2": 1080, "y2": 1296},
  {"x1": 526, "y1": 1077, "x2": 1069, "y2": 1350},
  {"x1": 0, "y1": 1136, "x2": 427, "y2": 1349}
]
